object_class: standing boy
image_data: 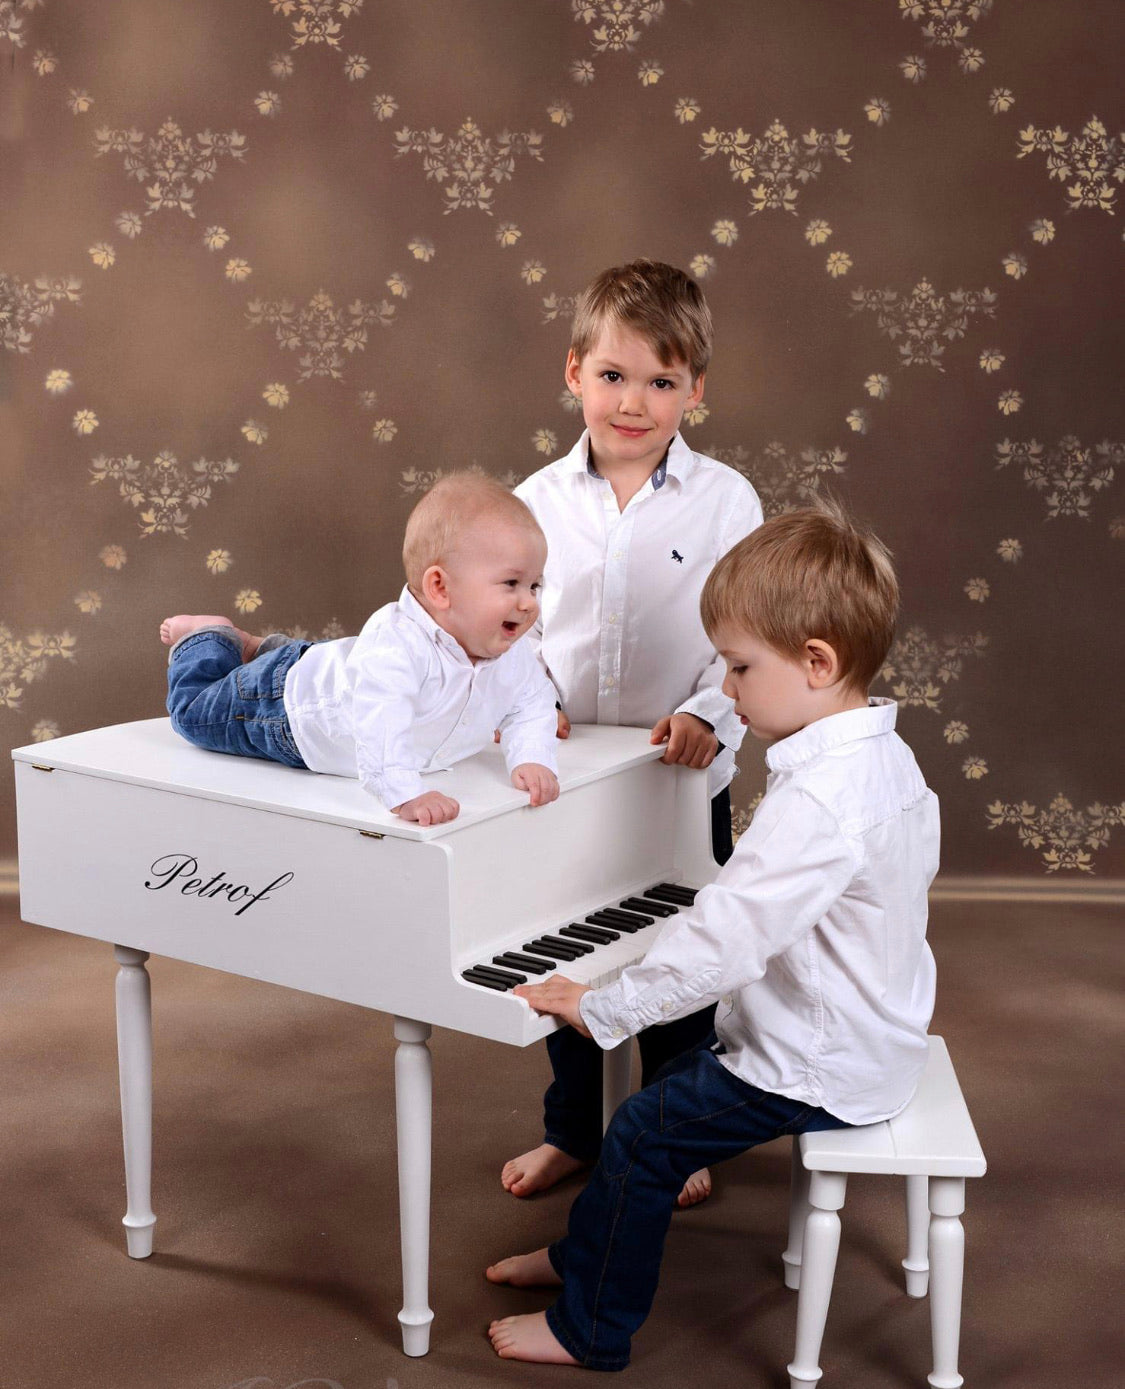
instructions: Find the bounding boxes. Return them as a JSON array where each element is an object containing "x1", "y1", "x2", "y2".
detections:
[
  {"x1": 486, "y1": 503, "x2": 940, "y2": 1369},
  {"x1": 507, "y1": 260, "x2": 763, "y2": 1206}
]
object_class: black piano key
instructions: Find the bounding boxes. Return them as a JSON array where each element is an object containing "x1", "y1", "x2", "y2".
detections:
[
  {"x1": 495, "y1": 952, "x2": 553, "y2": 974},
  {"x1": 597, "y1": 906, "x2": 655, "y2": 927},
  {"x1": 655, "y1": 881, "x2": 698, "y2": 904},
  {"x1": 643, "y1": 887, "x2": 695, "y2": 908},
  {"x1": 471, "y1": 963, "x2": 528, "y2": 986},
  {"x1": 524, "y1": 940, "x2": 582, "y2": 961},
  {"x1": 587, "y1": 911, "x2": 639, "y2": 934},
  {"x1": 462, "y1": 969, "x2": 511, "y2": 991},
  {"x1": 621, "y1": 896, "x2": 676, "y2": 918},
  {"x1": 561, "y1": 922, "x2": 618, "y2": 944},
  {"x1": 540, "y1": 932, "x2": 594, "y2": 955}
]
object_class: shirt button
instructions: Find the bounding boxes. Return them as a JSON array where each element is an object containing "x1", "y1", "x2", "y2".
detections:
[
  {"x1": 722, "y1": 995, "x2": 733, "y2": 1007},
  {"x1": 613, "y1": 551, "x2": 624, "y2": 560},
  {"x1": 611, "y1": 1027, "x2": 625, "y2": 1039},
  {"x1": 604, "y1": 677, "x2": 615, "y2": 688},
  {"x1": 607, "y1": 613, "x2": 617, "y2": 624},
  {"x1": 661, "y1": 1000, "x2": 674, "y2": 1014}
]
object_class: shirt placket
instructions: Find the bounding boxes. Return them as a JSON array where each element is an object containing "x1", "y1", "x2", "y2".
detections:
[{"x1": 597, "y1": 492, "x2": 635, "y2": 724}]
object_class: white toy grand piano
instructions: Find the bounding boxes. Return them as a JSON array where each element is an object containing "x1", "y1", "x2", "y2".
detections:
[{"x1": 11, "y1": 718, "x2": 721, "y2": 1355}]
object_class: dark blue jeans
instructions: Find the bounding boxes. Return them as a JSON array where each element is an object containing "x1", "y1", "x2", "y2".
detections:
[
  {"x1": 542, "y1": 788, "x2": 733, "y2": 1160},
  {"x1": 166, "y1": 628, "x2": 310, "y2": 768},
  {"x1": 545, "y1": 1037, "x2": 849, "y2": 1369}
]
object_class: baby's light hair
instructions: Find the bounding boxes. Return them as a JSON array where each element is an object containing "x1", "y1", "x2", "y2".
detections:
[
  {"x1": 701, "y1": 499, "x2": 899, "y2": 694},
  {"x1": 401, "y1": 471, "x2": 543, "y2": 591},
  {"x1": 570, "y1": 259, "x2": 713, "y2": 381}
]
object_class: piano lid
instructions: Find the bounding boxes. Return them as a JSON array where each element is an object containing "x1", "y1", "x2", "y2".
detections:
[{"x1": 11, "y1": 718, "x2": 666, "y2": 842}]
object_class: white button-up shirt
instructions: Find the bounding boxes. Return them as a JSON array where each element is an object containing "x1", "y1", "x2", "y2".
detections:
[
  {"x1": 283, "y1": 587, "x2": 559, "y2": 809},
  {"x1": 580, "y1": 700, "x2": 940, "y2": 1124},
  {"x1": 514, "y1": 431, "x2": 763, "y2": 795}
]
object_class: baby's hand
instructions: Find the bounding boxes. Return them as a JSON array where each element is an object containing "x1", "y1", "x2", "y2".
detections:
[
  {"x1": 650, "y1": 712, "x2": 719, "y2": 769},
  {"x1": 514, "y1": 975, "x2": 592, "y2": 1036},
  {"x1": 511, "y1": 763, "x2": 560, "y2": 807},
  {"x1": 393, "y1": 790, "x2": 460, "y2": 825}
]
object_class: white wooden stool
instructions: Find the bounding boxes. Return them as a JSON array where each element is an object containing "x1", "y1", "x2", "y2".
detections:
[{"x1": 782, "y1": 1036, "x2": 986, "y2": 1388}]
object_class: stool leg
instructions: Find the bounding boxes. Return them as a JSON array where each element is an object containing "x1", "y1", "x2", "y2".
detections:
[
  {"x1": 602, "y1": 1040, "x2": 632, "y2": 1133},
  {"x1": 782, "y1": 1137, "x2": 811, "y2": 1290},
  {"x1": 394, "y1": 1017, "x2": 434, "y2": 1357},
  {"x1": 903, "y1": 1173, "x2": 930, "y2": 1297},
  {"x1": 787, "y1": 1170, "x2": 847, "y2": 1389},
  {"x1": 114, "y1": 945, "x2": 156, "y2": 1259},
  {"x1": 927, "y1": 1176, "x2": 966, "y2": 1389}
]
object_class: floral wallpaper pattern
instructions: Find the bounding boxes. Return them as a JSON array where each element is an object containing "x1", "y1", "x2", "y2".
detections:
[{"x1": 1, "y1": 0, "x2": 1121, "y2": 876}]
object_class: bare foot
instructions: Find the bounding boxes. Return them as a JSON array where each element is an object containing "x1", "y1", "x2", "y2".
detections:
[
  {"x1": 160, "y1": 615, "x2": 260, "y2": 662},
  {"x1": 676, "y1": 1166, "x2": 712, "y2": 1208},
  {"x1": 486, "y1": 1247, "x2": 562, "y2": 1288},
  {"x1": 488, "y1": 1312, "x2": 577, "y2": 1365},
  {"x1": 501, "y1": 1143, "x2": 587, "y2": 1198}
]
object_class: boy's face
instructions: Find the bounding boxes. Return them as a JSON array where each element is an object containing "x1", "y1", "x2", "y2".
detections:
[
  {"x1": 565, "y1": 323, "x2": 704, "y2": 477},
  {"x1": 436, "y1": 520, "x2": 547, "y2": 663},
  {"x1": 713, "y1": 623, "x2": 824, "y2": 744}
]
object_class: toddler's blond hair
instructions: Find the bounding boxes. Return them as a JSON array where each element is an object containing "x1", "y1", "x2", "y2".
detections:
[
  {"x1": 402, "y1": 472, "x2": 543, "y2": 591},
  {"x1": 701, "y1": 500, "x2": 899, "y2": 694}
]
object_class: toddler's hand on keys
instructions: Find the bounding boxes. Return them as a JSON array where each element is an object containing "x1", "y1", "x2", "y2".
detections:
[
  {"x1": 511, "y1": 763, "x2": 560, "y2": 807},
  {"x1": 393, "y1": 791, "x2": 460, "y2": 825},
  {"x1": 650, "y1": 712, "x2": 719, "y2": 769},
  {"x1": 514, "y1": 976, "x2": 592, "y2": 1035}
]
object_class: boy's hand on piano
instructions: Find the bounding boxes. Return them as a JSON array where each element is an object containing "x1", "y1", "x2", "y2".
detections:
[
  {"x1": 393, "y1": 790, "x2": 460, "y2": 825},
  {"x1": 650, "y1": 712, "x2": 719, "y2": 769},
  {"x1": 511, "y1": 763, "x2": 560, "y2": 807},
  {"x1": 513, "y1": 976, "x2": 592, "y2": 1036}
]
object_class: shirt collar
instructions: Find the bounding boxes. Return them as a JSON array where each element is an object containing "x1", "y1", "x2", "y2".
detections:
[
  {"x1": 397, "y1": 585, "x2": 476, "y2": 665},
  {"x1": 766, "y1": 698, "x2": 898, "y2": 773},
  {"x1": 560, "y1": 428, "x2": 696, "y2": 492}
]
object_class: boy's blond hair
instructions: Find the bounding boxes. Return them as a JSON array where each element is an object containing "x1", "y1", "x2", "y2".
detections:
[
  {"x1": 701, "y1": 500, "x2": 899, "y2": 694},
  {"x1": 402, "y1": 472, "x2": 543, "y2": 591},
  {"x1": 570, "y1": 259, "x2": 713, "y2": 381}
]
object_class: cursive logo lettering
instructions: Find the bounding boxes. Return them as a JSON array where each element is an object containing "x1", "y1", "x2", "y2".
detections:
[{"x1": 144, "y1": 853, "x2": 294, "y2": 916}]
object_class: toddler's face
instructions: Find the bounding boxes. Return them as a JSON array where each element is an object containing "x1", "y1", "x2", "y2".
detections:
[
  {"x1": 439, "y1": 521, "x2": 547, "y2": 662},
  {"x1": 713, "y1": 623, "x2": 819, "y2": 744},
  {"x1": 565, "y1": 324, "x2": 704, "y2": 476}
]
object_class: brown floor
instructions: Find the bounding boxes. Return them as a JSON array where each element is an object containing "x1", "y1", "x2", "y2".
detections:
[{"x1": 1, "y1": 898, "x2": 1121, "y2": 1389}]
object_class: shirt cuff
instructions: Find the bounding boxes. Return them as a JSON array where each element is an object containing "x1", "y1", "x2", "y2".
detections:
[
  {"x1": 502, "y1": 737, "x2": 559, "y2": 776},
  {"x1": 578, "y1": 982, "x2": 634, "y2": 1049},
  {"x1": 361, "y1": 765, "x2": 425, "y2": 810}
]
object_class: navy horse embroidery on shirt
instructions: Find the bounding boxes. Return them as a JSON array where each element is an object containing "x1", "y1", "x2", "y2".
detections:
[{"x1": 671, "y1": 549, "x2": 684, "y2": 564}]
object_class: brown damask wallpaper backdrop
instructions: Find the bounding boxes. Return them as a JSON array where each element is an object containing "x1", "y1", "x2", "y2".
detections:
[{"x1": 1, "y1": 0, "x2": 1122, "y2": 878}]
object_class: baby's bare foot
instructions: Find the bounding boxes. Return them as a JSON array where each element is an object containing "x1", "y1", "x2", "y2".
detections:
[
  {"x1": 488, "y1": 1312, "x2": 577, "y2": 1365},
  {"x1": 501, "y1": 1143, "x2": 587, "y2": 1198},
  {"x1": 676, "y1": 1166, "x2": 713, "y2": 1209},
  {"x1": 160, "y1": 615, "x2": 259, "y2": 662},
  {"x1": 485, "y1": 1247, "x2": 562, "y2": 1288}
]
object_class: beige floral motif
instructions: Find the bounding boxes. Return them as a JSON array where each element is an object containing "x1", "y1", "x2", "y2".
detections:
[
  {"x1": 407, "y1": 237, "x2": 434, "y2": 262},
  {"x1": 995, "y1": 435, "x2": 1120, "y2": 520},
  {"x1": 385, "y1": 272, "x2": 410, "y2": 298},
  {"x1": 996, "y1": 537, "x2": 1022, "y2": 562},
  {"x1": 683, "y1": 402, "x2": 709, "y2": 427},
  {"x1": 877, "y1": 626, "x2": 987, "y2": 712},
  {"x1": 899, "y1": 55, "x2": 927, "y2": 83},
  {"x1": 99, "y1": 544, "x2": 127, "y2": 569},
  {"x1": 559, "y1": 388, "x2": 583, "y2": 413},
  {"x1": 997, "y1": 389, "x2": 1022, "y2": 415},
  {"x1": 638, "y1": 59, "x2": 662, "y2": 86},
  {"x1": 541, "y1": 292, "x2": 580, "y2": 321},
  {"x1": 206, "y1": 549, "x2": 233, "y2": 574},
  {"x1": 32, "y1": 48, "x2": 55, "y2": 76},
  {"x1": 89, "y1": 242, "x2": 115, "y2": 269},
  {"x1": 394, "y1": 119, "x2": 544, "y2": 215},
  {"x1": 357, "y1": 388, "x2": 378, "y2": 410},
  {"x1": 1, "y1": 271, "x2": 83, "y2": 354},
  {"x1": 1030, "y1": 217, "x2": 1055, "y2": 245},
  {"x1": 400, "y1": 464, "x2": 485, "y2": 496},
  {"x1": 804, "y1": 219, "x2": 832, "y2": 245},
  {"x1": 1002, "y1": 251, "x2": 1027, "y2": 279},
  {"x1": 864, "y1": 97, "x2": 891, "y2": 126},
  {"x1": 533, "y1": 428, "x2": 558, "y2": 455},
  {"x1": 262, "y1": 382, "x2": 290, "y2": 408},
  {"x1": 826, "y1": 250, "x2": 852, "y2": 277},
  {"x1": 225, "y1": 258, "x2": 252, "y2": 282},
  {"x1": 944, "y1": 721, "x2": 969, "y2": 744},
  {"x1": 89, "y1": 450, "x2": 238, "y2": 537},
  {"x1": 548, "y1": 99, "x2": 574, "y2": 127},
  {"x1": 115, "y1": 211, "x2": 143, "y2": 239},
  {"x1": 731, "y1": 793, "x2": 764, "y2": 840},
  {"x1": 846, "y1": 407, "x2": 868, "y2": 434},
  {"x1": 93, "y1": 119, "x2": 247, "y2": 218},
  {"x1": 496, "y1": 223, "x2": 522, "y2": 247},
  {"x1": 371, "y1": 93, "x2": 398, "y2": 120},
  {"x1": 865, "y1": 373, "x2": 892, "y2": 399},
  {"x1": 371, "y1": 419, "x2": 397, "y2": 443},
  {"x1": 962, "y1": 756, "x2": 988, "y2": 779},
  {"x1": 254, "y1": 91, "x2": 282, "y2": 117},
  {"x1": 203, "y1": 225, "x2": 230, "y2": 251},
  {"x1": 700, "y1": 120, "x2": 853, "y2": 216},
  {"x1": 247, "y1": 289, "x2": 395, "y2": 381},
  {"x1": 270, "y1": 52, "x2": 295, "y2": 79},
  {"x1": 74, "y1": 590, "x2": 102, "y2": 615},
  {"x1": 343, "y1": 54, "x2": 368, "y2": 81},
  {"x1": 0, "y1": 623, "x2": 76, "y2": 713},
  {"x1": 1016, "y1": 117, "x2": 1125, "y2": 213},
  {"x1": 234, "y1": 588, "x2": 262, "y2": 614},
  {"x1": 44, "y1": 367, "x2": 73, "y2": 393},
  {"x1": 0, "y1": 1, "x2": 32, "y2": 52},
  {"x1": 849, "y1": 278, "x2": 997, "y2": 370},
  {"x1": 269, "y1": 0, "x2": 367, "y2": 76},
  {"x1": 67, "y1": 89, "x2": 93, "y2": 115},
  {"x1": 570, "y1": 59, "x2": 595, "y2": 85},
  {"x1": 72, "y1": 408, "x2": 98, "y2": 434},
  {"x1": 690, "y1": 253, "x2": 715, "y2": 279},
  {"x1": 673, "y1": 97, "x2": 700, "y2": 124},
  {"x1": 711, "y1": 219, "x2": 738, "y2": 246},
  {"x1": 986, "y1": 795, "x2": 1125, "y2": 874},
  {"x1": 712, "y1": 441, "x2": 846, "y2": 519},
  {"x1": 964, "y1": 576, "x2": 990, "y2": 602},
  {"x1": 978, "y1": 347, "x2": 1005, "y2": 372},
  {"x1": 898, "y1": 1, "x2": 993, "y2": 71},
  {"x1": 572, "y1": 0, "x2": 664, "y2": 54},
  {"x1": 241, "y1": 419, "x2": 268, "y2": 444},
  {"x1": 31, "y1": 719, "x2": 60, "y2": 742},
  {"x1": 521, "y1": 260, "x2": 547, "y2": 285},
  {"x1": 1109, "y1": 516, "x2": 1125, "y2": 541},
  {"x1": 989, "y1": 87, "x2": 1014, "y2": 114}
]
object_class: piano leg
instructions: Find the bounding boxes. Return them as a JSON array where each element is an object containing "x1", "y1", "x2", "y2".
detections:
[
  {"x1": 113, "y1": 945, "x2": 156, "y2": 1259},
  {"x1": 393, "y1": 1017, "x2": 435, "y2": 1357},
  {"x1": 602, "y1": 1041, "x2": 633, "y2": 1134}
]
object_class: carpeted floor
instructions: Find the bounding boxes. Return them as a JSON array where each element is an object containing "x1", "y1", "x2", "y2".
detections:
[{"x1": 1, "y1": 897, "x2": 1120, "y2": 1389}]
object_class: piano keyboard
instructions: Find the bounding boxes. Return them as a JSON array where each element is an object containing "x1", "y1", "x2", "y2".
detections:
[{"x1": 460, "y1": 882, "x2": 697, "y2": 993}]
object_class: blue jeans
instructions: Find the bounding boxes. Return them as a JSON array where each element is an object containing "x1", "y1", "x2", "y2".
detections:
[
  {"x1": 542, "y1": 788, "x2": 733, "y2": 1160},
  {"x1": 166, "y1": 628, "x2": 310, "y2": 768},
  {"x1": 545, "y1": 1037, "x2": 850, "y2": 1369}
]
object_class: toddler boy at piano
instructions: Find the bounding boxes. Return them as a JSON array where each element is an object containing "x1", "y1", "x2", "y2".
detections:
[
  {"x1": 160, "y1": 472, "x2": 560, "y2": 826},
  {"x1": 505, "y1": 259, "x2": 763, "y2": 1206},
  {"x1": 486, "y1": 502, "x2": 939, "y2": 1369}
]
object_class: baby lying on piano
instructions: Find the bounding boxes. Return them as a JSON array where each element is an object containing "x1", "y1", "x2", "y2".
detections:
[{"x1": 160, "y1": 472, "x2": 560, "y2": 826}]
